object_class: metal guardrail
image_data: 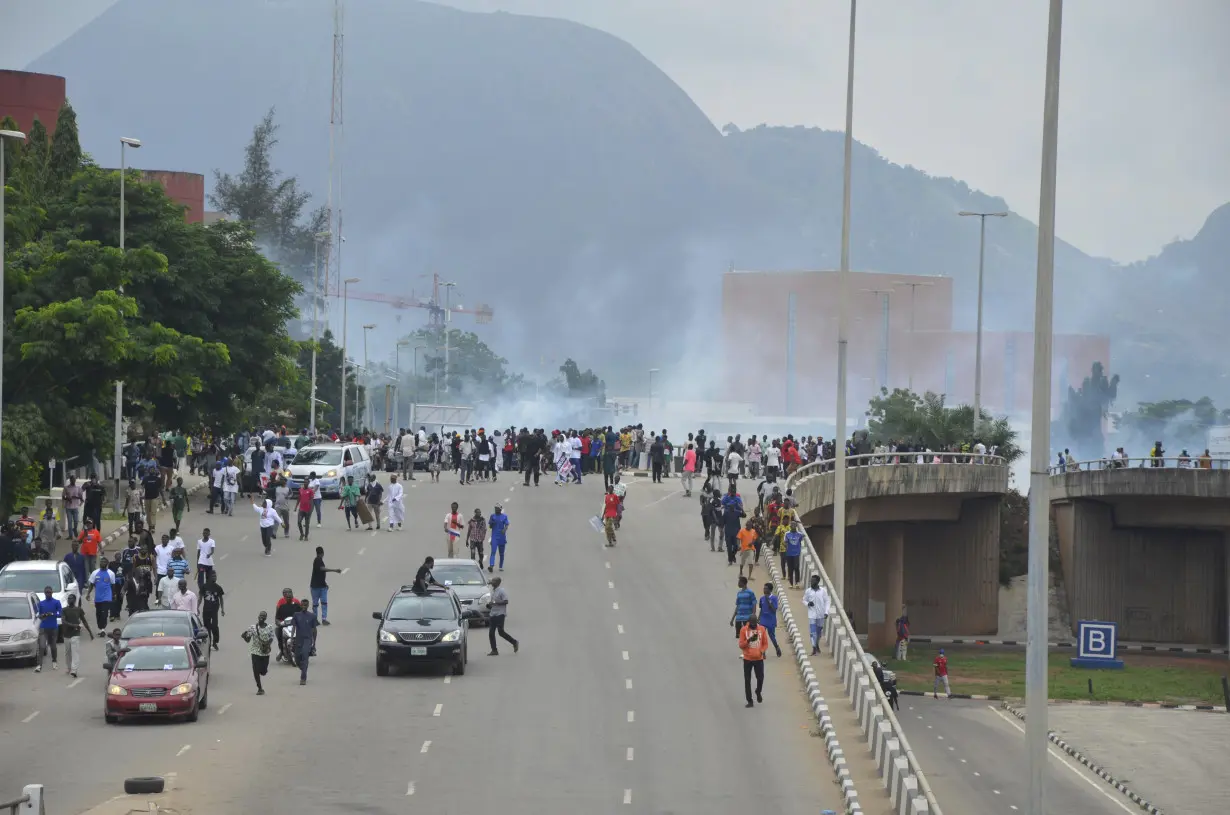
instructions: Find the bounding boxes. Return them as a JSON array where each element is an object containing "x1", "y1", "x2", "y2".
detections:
[
  {"x1": 2, "y1": 786, "x2": 44, "y2": 815},
  {"x1": 786, "y1": 468, "x2": 945, "y2": 815},
  {"x1": 1048, "y1": 456, "x2": 1230, "y2": 474},
  {"x1": 792, "y1": 450, "x2": 1008, "y2": 486}
]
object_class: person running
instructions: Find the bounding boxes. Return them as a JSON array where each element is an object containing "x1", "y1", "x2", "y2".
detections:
[
  {"x1": 739, "y1": 613, "x2": 769, "y2": 707},
  {"x1": 339, "y1": 476, "x2": 361, "y2": 530},
  {"x1": 242, "y1": 610, "x2": 275, "y2": 695},
  {"x1": 291, "y1": 598, "x2": 319, "y2": 685},
  {"x1": 201, "y1": 572, "x2": 225, "y2": 649},
  {"x1": 310, "y1": 546, "x2": 342, "y2": 626},
  {"x1": 758, "y1": 583, "x2": 782, "y2": 658},
  {"x1": 387, "y1": 474, "x2": 405, "y2": 531},
  {"x1": 169, "y1": 476, "x2": 190, "y2": 530},
  {"x1": 485, "y1": 576, "x2": 519, "y2": 655},
  {"x1": 466, "y1": 508, "x2": 487, "y2": 566},
  {"x1": 488, "y1": 504, "x2": 510, "y2": 573},
  {"x1": 59, "y1": 594, "x2": 94, "y2": 678},
  {"x1": 253, "y1": 499, "x2": 279, "y2": 556},
  {"x1": 443, "y1": 503, "x2": 464, "y2": 558}
]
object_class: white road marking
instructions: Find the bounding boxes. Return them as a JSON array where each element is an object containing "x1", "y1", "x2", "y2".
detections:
[
  {"x1": 21, "y1": 711, "x2": 39, "y2": 723},
  {"x1": 219, "y1": 553, "x2": 229, "y2": 561},
  {"x1": 421, "y1": 741, "x2": 431, "y2": 754},
  {"x1": 937, "y1": 735, "x2": 944, "y2": 740},
  {"x1": 509, "y1": 486, "x2": 515, "y2": 492},
  {"x1": 1010, "y1": 807, "x2": 1019, "y2": 811},
  {"x1": 617, "y1": 624, "x2": 624, "y2": 634},
  {"x1": 176, "y1": 744, "x2": 191, "y2": 757},
  {"x1": 623, "y1": 789, "x2": 632, "y2": 805},
  {"x1": 241, "y1": 536, "x2": 249, "y2": 542},
  {"x1": 433, "y1": 703, "x2": 443, "y2": 717},
  {"x1": 605, "y1": 562, "x2": 611, "y2": 569},
  {"x1": 948, "y1": 746, "x2": 955, "y2": 751},
  {"x1": 67, "y1": 677, "x2": 83, "y2": 689},
  {"x1": 218, "y1": 703, "x2": 232, "y2": 715},
  {"x1": 960, "y1": 759, "x2": 967, "y2": 763},
  {"x1": 370, "y1": 530, "x2": 378, "y2": 537},
  {"x1": 622, "y1": 651, "x2": 629, "y2": 660},
  {"x1": 626, "y1": 747, "x2": 634, "y2": 761},
  {"x1": 993, "y1": 790, "x2": 1001, "y2": 795},
  {"x1": 625, "y1": 678, "x2": 632, "y2": 690},
  {"x1": 639, "y1": 490, "x2": 682, "y2": 509},
  {"x1": 986, "y1": 705, "x2": 1137, "y2": 813},
  {"x1": 358, "y1": 547, "x2": 366, "y2": 555},
  {"x1": 443, "y1": 676, "x2": 451, "y2": 684},
  {"x1": 608, "y1": 581, "x2": 615, "y2": 589},
  {"x1": 612, "y1": 602, "x2": 619, "y2": 610},
  {"x1": 627, "y1": 710, "x2": 635, "y2": 722},
  {"x1": 927, "y1": 724, "x2": 933, "y2": 729},
  {"x1": 406, "y1": 781, "x2": 416, "y2": 796},
  {"x1": 341, "y1": 567, "x2": 350, "y2": 575},
  {"x1": 974, "y1": 772, "x2": 981, "y2": 777}
]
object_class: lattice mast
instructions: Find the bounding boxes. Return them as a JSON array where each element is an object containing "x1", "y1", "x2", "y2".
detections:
[{"x1": 325, "y1": 0, "x2": 345, "y2": 297}]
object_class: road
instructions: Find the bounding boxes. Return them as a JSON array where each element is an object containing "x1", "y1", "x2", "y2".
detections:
[
  {"x1": 0, "y1": 470, "x2": 838, "y2": 814},
  {"x1": 897, "y1": 696, "x2": 1142, "y2": 815}
]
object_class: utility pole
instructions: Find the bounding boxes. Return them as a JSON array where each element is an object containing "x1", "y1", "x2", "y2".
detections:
[
  {"x1": 310, "y1": 231, "x2": 331, "y2": 436},
  {"x1": 860, "y1": 287, "x2": 893, "y2": 393},
  {"x1": 893, "y1": 280, "x2": 934, "y2": 391},
  {"x1": 442, "y1": 281, "x2": 456, "y2": 396},
  {"x1": 959, "y1": 211, "x2": 1009, "y2": 433}
]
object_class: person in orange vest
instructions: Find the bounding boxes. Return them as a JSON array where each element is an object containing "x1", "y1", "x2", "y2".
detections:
[
  {"x1": 739, "y1": 613, "x2": 770, "y2": 708},
  {"x1": 78, "y1": 519, "x2": 103, "y2": 574}
]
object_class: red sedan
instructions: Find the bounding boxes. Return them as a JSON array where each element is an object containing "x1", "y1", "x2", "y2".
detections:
[{"x1": 104, "y1": 636, "x2": 210, "y2": 724}]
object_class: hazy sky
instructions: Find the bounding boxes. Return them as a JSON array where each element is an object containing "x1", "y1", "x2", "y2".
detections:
[{"x1": 3, "y1": 0, "x2": 1227, "y2": 262}]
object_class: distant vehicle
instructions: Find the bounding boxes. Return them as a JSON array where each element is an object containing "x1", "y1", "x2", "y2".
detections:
[
  {"x1": 0, "y1": 561, "x2": 80, "y2": 617},
  {"x1": 0, "y1": 590, "x2": 41, "y2": 666},
  {"x1": 104, "y1": 636, "x2": 210, "y2": 723},
  {"x1": 284, "y1": 443, "x2": 372, "y2": 497},
  {"x1": 430, "y1": 559, "x2": 493, "y2": 625},
  {"x1": 115, "y1": 610, "x2": 211, "y2": 669},
  {"x1": 372, "y1": 585, "x2": 477, "y2": 677}
]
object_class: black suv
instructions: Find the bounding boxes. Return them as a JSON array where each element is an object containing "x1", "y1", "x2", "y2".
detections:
[{"x1": 373, "y1": 585, "x2": 477, "y2": 676}]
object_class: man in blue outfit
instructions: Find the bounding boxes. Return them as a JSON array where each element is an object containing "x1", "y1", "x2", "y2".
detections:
[
  {"x1": 35, "y1": 586, "x2": 62, "y2": 672},
  {"x1": 488, "y1": 504, "x2": 510, "y2": 573}
]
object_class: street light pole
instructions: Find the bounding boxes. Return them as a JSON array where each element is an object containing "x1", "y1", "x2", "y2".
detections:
[
  {"x1": 395, "y1": 340, "x2": 412, "y2": 433},
  {"x1": 413, "y1": 345, "x2": 426, "y2": 416},
  {"x1": 860, "y1": 288, "x2": 893, "y2": 393},
  {"x1": 959, "y1": 210, "x2": 1009, "y2": 434},
  {"x1": 0, "y1": 127, "x2": 28, "y2": 507},
  {"x1": 116, "y1": 137, "x2": 140, "y2": 508},
  {"x1": 832, "y1": 0, "x2": 857, "y2": 600},
  {"x1": 362, "y1": 323, "x2": 376, "y2": 431},
  {"x1": 310, "y1": 231, "x2": 331, "y2": 437},
  {"x1": 119, "y1": 137, "x2": 141, "y2": 252},
  {"x1": 1027, "y1": 2, "x2": 1065, "y2": 813},
  {"x1": 892, "y1": 280, "x2": 934, "y2": 391},
  {"x1": 341, "y1": 277, "x2": 360, "y2": 435},
  {"x1": 441, "y1": 282, "x2": 456, "y2": 396}
]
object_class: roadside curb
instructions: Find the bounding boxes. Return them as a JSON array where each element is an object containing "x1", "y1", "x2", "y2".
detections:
[
  {"x1": 899, "y1": 690, "x2": 1226, "y2": 713},
  {"x1": 765, "y1": 554, "x2": 862, "y2": 814},
  {"x1": 909, "y1": 637, "x2": 1228, "y2": 656},
  {"x1": 1000, "y1": 702, "x2": 1167, "y2": 815},
  {"x1": 99, "y1": 479, "x2": 210, "y2": 549}
]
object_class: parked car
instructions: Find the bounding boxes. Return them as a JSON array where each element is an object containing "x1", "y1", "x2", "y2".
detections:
[
  {"x1": 104, "y1": 636, "x2": 210, "y2": 723},
  {"x1": 0, "y1": 561, "x2": 81, "y2": 618},
  {"x1": 0, "y1": 590, "x2": 41, "y2": 666}
]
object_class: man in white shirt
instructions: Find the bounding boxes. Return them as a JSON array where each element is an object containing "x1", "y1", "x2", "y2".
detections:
[
  {"x1": 765, "y1": 444, "x2": 782, "y2": 480},
  {"x1": 170, "y1": 579, "x2": 199, "y2": 615},
  {"x1": 802, "y1": 574, "x2": 830, "y2": 656},
  {"x1": 400, "y1": 430, "x2": 418, "y2": 479},
  {"x1": 154, "y1": 537, "x2": 175, "y2": 581},
  {"x1": 196, "y1": 530, "x2": 217, "y2": 591},
  {"x1": 973, "y1": 440, "x2": 987, "y2": 463},
  {"x1": 157, "y1": 573, "x2": 178, "y2": 609},
  {"x1": 553, "y1": 437, "x2": 570, "y2": 485},
  {"x1": 222, "y1": 458, "x2": 241, "y2": 515}
]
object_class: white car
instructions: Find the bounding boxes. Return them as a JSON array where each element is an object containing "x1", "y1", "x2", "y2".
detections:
[
  {"x1": 0, "y1": 590, "x2": 41, "y2": 665},
  {"x1": 284, "y1": 443, "x2": 372, "y2": 497},
  {"x1": 0, "y1": 560, "x2": 82, "y2": 618}
]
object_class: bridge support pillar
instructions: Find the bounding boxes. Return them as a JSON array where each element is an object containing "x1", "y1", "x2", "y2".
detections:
[{"x1": 867, "y1": 523, "x2": 904, "y2": 650}]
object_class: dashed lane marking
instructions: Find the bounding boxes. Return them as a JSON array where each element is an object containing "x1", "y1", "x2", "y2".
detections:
[
  {"x1": 406, "y1": 782, "x2": 416, "y2": 796},
  {"x1": 605, "y1": 562, "x2": 611, "y2": 569},
  {"x1": 218, "y1": 703, "x2": 232, "y2": 715},
  {"x1": 176, "y1": 744, "x2": 191, "y2": 757},
  {"x1": 358, "y1": 548, "x2": 366, "y2": 555},
  {"x1": 623, "y1": 789, "x2": 632, "y2": 805},
  {"x1": 21, "y1": 711, "x2": 39, "y2": 723},
  {"x1": 421, "y1": 741, "x2": 431, "y2": 754},
  {"x1": 67, "y1": 677, "x2": 83, "y2": 689},
  {"x1": 626, "y1": 747, "x2": 634, "y2": 761},
  {"x1": 370, "y1": 530, "x2": 378, "y2": 537},
  {"x1": 627, "y1": 710, "x2": 634, "y2": 722},
  {"x1": 433, "y1": 703, "x2": 443, "y2": 717},
  {"x1": 443, "y1": 676, "x2": 451, "y2": 684},
  {"x1": 625, "y1": 678, "x2": 632, "y2": 690},
  {"x1": 622, "y1": 651, "x2": 629, "y2": 661},
  {"x1": 617, "y1": 625, "x2": 624, "y2": 634},
  {"x1": 608, "y1": 581, "x2": 615, "y2": 589},
  {"x1": 612, "y1": 602, "x2": 619, "y2": 610},
  {"x1": 241, "y1": 536, "x2": 249, "y2": 542}
]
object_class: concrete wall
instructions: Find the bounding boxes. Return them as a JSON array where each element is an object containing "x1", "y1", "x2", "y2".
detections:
[
  {"x1": 0, "y1": 69, "x2": 65, "y2": 137},
  {"x1": 1052, "y1": 468, "x2": 1230, "y2": 504},
  {"x1": 140, "y1": 170, "x2": 205, "y2": 224},
  {"x1": 1054, "y1": 500, "x2": 1228, "y2": 644},
  {"x1": 902, "y1": 497, "x2": 1000, "y2": 635},
  {"x1": 795, "y1": 462, "x2": 1009, "y2": 526}
]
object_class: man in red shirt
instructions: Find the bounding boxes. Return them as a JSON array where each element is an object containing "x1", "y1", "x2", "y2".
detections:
[
  {"x1": 933, "y1": 648, "x2": 951, "y2": 698},
  {"x1": 296, "y1": 479, "x2": 316, "y2": 541},
  {"x1": 602, "y1": 486, "x2": 621, "y2": 547},
  {"x1": 79, "y1": 520, "x2": 103, "y2": 574}
]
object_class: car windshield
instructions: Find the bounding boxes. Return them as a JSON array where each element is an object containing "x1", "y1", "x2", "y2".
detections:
[
  {"x1": 116, "y1": 644, "x2": 192, "y2": 671},
  {"x1": 0, "y1": 597, "x2": 32, "y2": 619},
  {"x1": 387, "y1": 596, "x2": 457, "y2": 621},
  {"x1": 0, "y1": 570, "x2": 60, "y2": 594},
  {"x1": 123, "y1": 619, "x2": 192, "y2": 639},
  {"x1": 294, "y1": 448, "x2": 343, "y2": 466},
  {"x1": 432, "y1": 565, "x2": 486, "y2": 587}
]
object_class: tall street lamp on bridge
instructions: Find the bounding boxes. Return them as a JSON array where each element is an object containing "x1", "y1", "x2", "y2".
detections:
[{"x1": 958, "y1": 210, "x2": 1009, "y2": 435}]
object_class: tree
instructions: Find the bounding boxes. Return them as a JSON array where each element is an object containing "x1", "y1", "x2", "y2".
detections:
[
  {"x1": 291, "y1": 329, "x2": 364, "y2": 432},
  {"x1": 559, "y1": 358, "x2": 606, "y2": 404},
  {"x1": 865, "y1": 387, "x2": 1022, "y2": 462},
  {"x1": 47, "y1": 101, "x2": 83, "y2": 190},
  {"x1": 1114, "y1": 398, "x2": 1229, "y2": 452},
  {"x1": 209, "y1": 108, "x2": 328, "y2": 286},
  {"x1": 1058, "y1": 361, "x2": 1119, "y2": 457},
  {"x1": 411, "y1": 329, "x2": 516, "y2": 398}
]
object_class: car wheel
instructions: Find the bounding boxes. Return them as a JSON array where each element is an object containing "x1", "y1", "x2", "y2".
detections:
[
  {"x1": 105, "y1": 714, "x2": 119, "y2": 725},
  {"x1": 124, "y1": 777, "x2": 164, "y2": 795},
  {"x1": 199, "y1": 682, "x2": 209, "y2": 710},
  {"x1": 185, "y1": 703, "x2": 199, "y2": 723},
  {"x1": 376, "y1": 657, "x2": 389, "y2": 677},
  {"x1": 453, "y1": 652, "x2": 466, "y2": 676}
]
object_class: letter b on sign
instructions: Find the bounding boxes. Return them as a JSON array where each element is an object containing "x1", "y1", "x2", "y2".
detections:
[{"x1": 1086, "y1": 629, "x2": 1105, "y2": 654}]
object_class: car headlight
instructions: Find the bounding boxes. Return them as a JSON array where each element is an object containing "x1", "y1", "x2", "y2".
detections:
[
  {"x1": 283, "y1": 470, "x2": 291, "y2": 477},
  {"x1": 326, "y1": 470, "x2": 337, "y2": 478},
  {"x1": 12, "y1": 629, "x2": 35, "y2": 641},
  {"x1": 107, "y1": 685, "x2": 129, "y2": 696},
  {"x1": 169, "y1": 683, "x2": 194, "y2": 696},
  {"x1": 378, "y1": 629, "x2": 398, "y2": 643},
  {"x1": 441, "y1": 629, "x2": 462, "y2": 642},
  {"x1": 478, "y1": 593, "x2": 491, "y2": 607}
]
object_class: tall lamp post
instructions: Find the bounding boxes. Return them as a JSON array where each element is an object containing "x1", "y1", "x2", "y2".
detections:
[
  {"x1": 394, "y1": 340, "x2": 412, "y2": 432},
  {"x1": 413, "y1": 345, "x2": 426, "y2": 417},
  {"x1": 309, "y1": 231, "x2": 331, "y2": 436},
  {"x1": 0, "y1": 127, "x2": 27, "y2": 506},
  {"x1": 118, "y1": 137, "x2": 142, "y2": 252},
  {"x1": 958, "y1": 210, "x2": 1009, "y2": 434},
  {"x1": 115, "y1": 137, "x2": 140, "y2": 509},
  {"x1": 860, "y1": 288, "x2": 893, "y2": 393},
  {"x1": 340, "y1": 277, "x2": 360, "y2": 434},
  {"x1": 362, "y1": 323, "x2": 376, "y2": 431},
  {"x1": 832, "y1": 0, "x2": 857, "y2": 600},
  {"x1": 1026, "y1": 2, "x2": 1065, "y2": 812},
  {"x1": 892, "y1": 280, "x2": 934, "y2": 391},
  {"x1": 441, "y1": 281, "x2": 456, "y2": 396}
]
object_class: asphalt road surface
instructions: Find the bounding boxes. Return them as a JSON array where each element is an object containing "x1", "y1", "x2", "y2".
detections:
[
  {"x1": 897, "y1": 696, "x2": 1143, "y2": 815},
  {"x1": 1, "y1": 470, "x2": 840, "y2": 814}
]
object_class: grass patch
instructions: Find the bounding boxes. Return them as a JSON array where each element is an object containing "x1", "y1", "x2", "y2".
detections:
[{"x1": 876, "y1": 643, "x2": 1228, "y2": 706}]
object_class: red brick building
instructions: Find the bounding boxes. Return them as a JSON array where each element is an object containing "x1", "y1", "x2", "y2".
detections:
[
  {"x1": 723, "y1": 270, "x2": 1110, "y2": 418},
  {"x1": 0, "y1": 69, "x2": 65, "y2": 136},
  {"x1": 140, "y1": 170, "x2": 205, "y2": 224}
]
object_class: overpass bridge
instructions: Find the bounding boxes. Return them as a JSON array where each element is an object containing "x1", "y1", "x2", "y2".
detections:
[
  {"x1": 1050, "y1": 457, "x2": 1230, "y2": 645},
  {"x1": 791, "y1": 452, "x2": 1010, "y2": 649}
]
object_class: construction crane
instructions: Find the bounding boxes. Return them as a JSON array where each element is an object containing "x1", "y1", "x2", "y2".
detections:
[{"x1": 333, "y1": 273, "x2": 493, "y2": 325}]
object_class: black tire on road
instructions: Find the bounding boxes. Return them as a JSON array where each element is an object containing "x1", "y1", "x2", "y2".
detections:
[{"x1": 124, "y1": 777, "x2": 165, "y2": 794}]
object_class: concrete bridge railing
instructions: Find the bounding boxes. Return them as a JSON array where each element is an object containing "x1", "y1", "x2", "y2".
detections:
[
  {"x1": 791, "y1": 452, "x2": 1010, "y2": 515},
  {"x1": 1050, "y1": 457, "x2": 1230, "y2": 502}
]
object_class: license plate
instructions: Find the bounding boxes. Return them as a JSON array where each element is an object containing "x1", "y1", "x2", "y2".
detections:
[
  {"x1": 410, "y1": 647, "x2": 427, "y2": 656},
  {"x1": 138, "y1": 703, "x2": 158, "y2": 713}
]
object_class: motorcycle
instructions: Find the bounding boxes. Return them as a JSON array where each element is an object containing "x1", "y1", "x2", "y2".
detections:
[
  {"x1": 277, "y1": 618, "x2": 298, "y2": 666},
  {"x1": 878, "y1": 667, "x2": 900, "y2": 711}
]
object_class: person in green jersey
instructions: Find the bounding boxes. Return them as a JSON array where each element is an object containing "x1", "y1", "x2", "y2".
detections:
[{"x1": 169, "y1": 476, "x2": 191, "y2": 529}]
